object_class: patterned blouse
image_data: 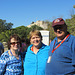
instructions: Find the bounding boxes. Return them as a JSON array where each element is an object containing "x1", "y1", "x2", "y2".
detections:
[{"x1": 0, "y1": 50, "x2": 22, "y2": 75}]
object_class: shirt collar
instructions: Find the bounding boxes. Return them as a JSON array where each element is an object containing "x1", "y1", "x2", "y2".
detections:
[{"x1": 29, "y1": 43, "x2": 46, "y2": 52}]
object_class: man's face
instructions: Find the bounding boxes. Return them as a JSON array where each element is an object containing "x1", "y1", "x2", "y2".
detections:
[
  {"x1": 53, "y1": 25, "x2": 67, "y2": 39},
  {"x1": 10, "y1": 38, "x2": 20, "y2": 51},
  {"x1": 30, "y1": 35, "x2": 42, "y2": 47}
]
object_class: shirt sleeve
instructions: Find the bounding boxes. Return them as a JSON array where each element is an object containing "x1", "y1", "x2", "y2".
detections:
[{"x1": 0, "y1": 56, "x2": 7, "y2": 75}]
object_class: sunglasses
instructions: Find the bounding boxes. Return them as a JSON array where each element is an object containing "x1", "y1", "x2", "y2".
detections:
[
  {"x1": 10, "y1": 42, "x2": 20, "y2": 45},
  {"x1": 53, "y1": 26, "x2": 65, "y2": 31}
]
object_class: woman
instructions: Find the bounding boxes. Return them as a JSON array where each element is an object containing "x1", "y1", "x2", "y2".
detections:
[
  {"x1": 0, "y1": 34, "x2": 23, "y2": 75},
  {"x1": 24, "y1": 30, "x2": 50, "y2": 75}
]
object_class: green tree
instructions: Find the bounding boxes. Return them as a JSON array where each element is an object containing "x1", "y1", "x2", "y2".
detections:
[
  {"x1": 0, "y1": 26, "x2": 31, "y2": 42},
  {"x1": 65, "y1": 15, "x2": 75, "y2": 36},
  {"x1": 0, "y1": 19, "x2": 13, "y2": 33},
  {"x1": 30, "y1": 25, "x2": 43, "y2": 31},
  {"x1": 73, "y1": 5, "x2": 75, "y2": 8}
]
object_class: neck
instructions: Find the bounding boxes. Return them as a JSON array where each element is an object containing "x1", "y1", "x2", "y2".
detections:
[
  {"x1": 32, "y1": 46, "x2": 39, "y2": 54},
  {"x1": 57, "y1": 32, "x2": 68, "y2": 42},
  {"x1": 10, "y1": 49, "x2": 19, "y2": 57},
  {"x1": 35, "y1": 42, "x2": 42, "y2": 49},
  {"x1": 32, "y1": 43, "x2": 42, "y2": 54}
]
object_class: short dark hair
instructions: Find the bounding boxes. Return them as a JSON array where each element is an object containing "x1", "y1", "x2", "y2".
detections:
[{"x1": 8, "y1": 34, "x2": 22, "y2": 49}]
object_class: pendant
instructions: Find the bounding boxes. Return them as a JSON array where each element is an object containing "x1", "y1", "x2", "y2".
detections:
[{"x1": 47, "y1": 56, "x2": 52, "y2": 63}]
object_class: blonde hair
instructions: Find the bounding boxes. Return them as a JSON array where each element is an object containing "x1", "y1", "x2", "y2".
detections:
[{"x1": 29, "y1": 30, "x2": 42, "y2": 40}]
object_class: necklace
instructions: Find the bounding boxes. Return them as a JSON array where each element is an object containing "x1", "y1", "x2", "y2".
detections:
[{"x1": 10, "y1": 50, "x2": 19, "y2": 57}]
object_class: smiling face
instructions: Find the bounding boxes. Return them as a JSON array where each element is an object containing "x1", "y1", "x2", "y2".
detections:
[
  {"x1": 53, "y1": 25, "x2": 67, "y2": 40},
  {"x1": 10, "y1": 38, "x2": 20, "y2": 51},
  {"x1": 29, "y1": 30, "x2": 42, "y2": 48},
  {"x1": 30, "y1": 35, "x2": 42, "y2": 47}
]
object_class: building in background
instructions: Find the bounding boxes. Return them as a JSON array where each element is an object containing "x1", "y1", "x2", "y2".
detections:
[{"x1": 27, "y1": 20, "x2": 48, "y2": 29}]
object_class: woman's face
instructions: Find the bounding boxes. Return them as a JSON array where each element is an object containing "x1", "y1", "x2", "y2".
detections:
[
  {"x1": 10, "y1": 38, "x2": 20, "y2": 51},
  {"x1": 30, "y1": 35, "x2": 42, "y2": 47}
]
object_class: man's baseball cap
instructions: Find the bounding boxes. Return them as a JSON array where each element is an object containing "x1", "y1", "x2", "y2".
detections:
[{"x1": 52, "y1": 18, "x2": 66, "y2": 27}]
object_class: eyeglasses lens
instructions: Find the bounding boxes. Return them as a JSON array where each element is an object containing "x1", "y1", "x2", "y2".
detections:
[{"x1": 10, "y1": 42, "x2": 20, "y2": 45}]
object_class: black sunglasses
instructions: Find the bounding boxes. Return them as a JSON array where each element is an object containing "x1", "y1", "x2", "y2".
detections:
[{"x1": 10, "y1": 42, "x2": 20, "y2": 45}]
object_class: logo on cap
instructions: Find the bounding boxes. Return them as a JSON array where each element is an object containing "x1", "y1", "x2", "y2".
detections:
[{"x1": 54, "y1": 19, "x2": 60, "y2": 23}]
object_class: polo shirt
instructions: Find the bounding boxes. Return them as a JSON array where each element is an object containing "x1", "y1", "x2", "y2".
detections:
[
  {"x1": 46, "y1": 35, "x2": 75, "y2": 75},
  {"x1": 24, "y1": 43, "x2": 50, "y2": 75}
]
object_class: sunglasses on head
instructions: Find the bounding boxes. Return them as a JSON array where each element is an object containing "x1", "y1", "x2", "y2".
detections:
[{"x1": 10, "y1": 42, "x2": 20, "y2": 45}]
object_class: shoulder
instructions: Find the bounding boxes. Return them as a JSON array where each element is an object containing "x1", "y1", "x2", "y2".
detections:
[
  {"x1": 50, "y1": 38, "x2": 56, "y2": 45},
  {"x1": 0, "y1": 51, "x2": 10, "y2": 64},
  {"x1": 0, "y1": 50, "x2": 9, "y2": 60},
  {"x1": 27, "y1": 44, "x2": 32, "y2": 50},
  {"x1": 70, "y1": 35, "x2": 75, "y2": 43},
  {"x1": 0, "y1": 42, "x2": 3, "y2": 46},
  {"x1": 68, "y1": 35, "x2": 75, "y2": 43},
  {"x1": 68, "y1": 35, "x2": 75, "y2": 52},
  {"x1": 70, "y1": 35, "x2": 75, "y2": 39},
  {"x1": 44, "y1": 45, "x2": 50, "y2": 51},
  {"x1": 41, "y1": 43, "x2": 50, "y2": 51}
]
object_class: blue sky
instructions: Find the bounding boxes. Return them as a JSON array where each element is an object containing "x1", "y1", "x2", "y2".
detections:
[{"x1": 0, "y1": 0, "x2": 75, "y2": 28}]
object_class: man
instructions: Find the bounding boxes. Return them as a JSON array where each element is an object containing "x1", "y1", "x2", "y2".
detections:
[{"x1": 46, "y1": 18, "x2": 75, "y2": 75}]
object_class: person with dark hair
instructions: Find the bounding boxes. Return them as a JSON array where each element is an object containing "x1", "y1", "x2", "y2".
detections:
[
  {"x1": 25, "y1": 38, "x2": 30, "y2": 49},
  {"x1": 46, "y1": 18, "x2": 75, "y2": 75},
  {"x1": 0, "y1": 42, "x2": 4, "y2": 56},
  {"x1": 24, "y1": 30, "x2": 50, "y2": 75},
  {"x1": 0, "y1": 34, "x2": 23, "y2": 75},
  {"x1": 20, "y1": 37, "x2": 30, "y2": 53},
  {"x1": 20, "y1": 38, "x2": 26, "y2": 53}
]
